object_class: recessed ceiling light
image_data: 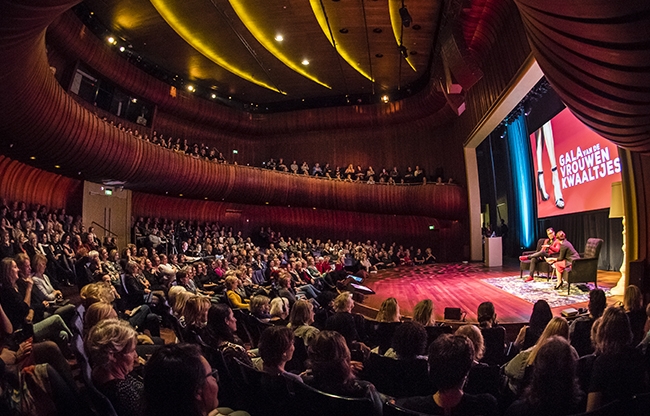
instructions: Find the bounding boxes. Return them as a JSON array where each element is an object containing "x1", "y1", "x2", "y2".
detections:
[
  {"x1": 375, "y1": 53, "x2": 383, "y2": 58},
  {"x1": 412, "y1": 24, "x2": 422, "y2": 30},
  {"x1": 301, "y1": 59, "x2": 309, "y2": 65},
  {"x1": 30, "y1": 156, "x2": 35, "y2": 160},
  {"x1": 410, "y1": 50, "x2": 418, "y2": 55},
  {"x1": 381, "y1": 95, "x2": 390, "y2": 103},
  {"x1": 211, "y1": 93, "x2": 217, "y2": 99},
  {"x1": 187, "y1": 85, "x2": 195, "y2": 92},
  {"x1": 373, "y1": 28, "x2": 382, "y2": 34},
  {"x1": 339, "y1": 28, "x2": 349, "y2": 34},
  {"x1": 107, "y1": 36, "x2": 115, "y2": 44},
  {"x1": 275, "y1": 34, "x2": 284, "y2": 42},
  {"x1": 54, "y1": 165, "x2": 61, "y2": 169},
  {"x1": 119, "y1": 46, "x2": 125, "y2": 52}
]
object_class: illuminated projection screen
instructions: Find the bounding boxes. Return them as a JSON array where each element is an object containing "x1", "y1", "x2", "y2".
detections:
[{"x1": 530, "y1": 108, "x2": 621, "y2": 218}]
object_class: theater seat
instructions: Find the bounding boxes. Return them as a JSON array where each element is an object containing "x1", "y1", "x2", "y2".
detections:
[
  {"x1": 366, "y1": 320, "x2": 401, "y2": 354},
  {"x1": 383, "y1": 401, "x2": 431, "y2": 416},
  {"x1": 565, "y1": 238, "x2": 603, "y2": 295},
  {"x1": 286, "y1": 377, "x2": 382, "y2": 416},
  {"x1": 361, "y1": 353, "x2": 432, "y2": 398}
]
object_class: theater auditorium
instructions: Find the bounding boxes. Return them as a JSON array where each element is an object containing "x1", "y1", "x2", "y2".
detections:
[{"x1": 0, "y1": 0, "x2": 649, "y2": 415}]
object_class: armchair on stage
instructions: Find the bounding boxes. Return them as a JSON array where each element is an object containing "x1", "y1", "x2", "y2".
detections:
[
  {"x1": 519, "y1": 238, "x2": 552, "y2": 279},
  {"x1": 564, "y1": 238, "x2": 604, "y2": 295}
]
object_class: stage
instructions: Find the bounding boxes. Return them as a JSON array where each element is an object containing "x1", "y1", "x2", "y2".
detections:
[{"x1": 356, "y1": 262, "x2": 621, "y2": 324}]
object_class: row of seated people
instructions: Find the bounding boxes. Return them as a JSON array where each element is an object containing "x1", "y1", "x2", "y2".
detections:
[
  {"x1": 2, "y1": 232, "x2": 650, "y2": 416},
  {"x1": 262, "y1": 160, "x2": 436, "y2": 185},
  {"x1": 134, "y1": 218, "x2": 438, "y2": 283},
  {"x1": 101, "y1": 119, "x2": 231, "y2": 165},
  {"x1": 100, "y1": 116, "x2": 458, "y2": 186}
]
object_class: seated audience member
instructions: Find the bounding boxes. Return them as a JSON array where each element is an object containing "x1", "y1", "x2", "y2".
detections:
[
  {"x1": 30, "y1": 253, "x2": 76, "y2": 325},
  {"x1": 144, "y1": 343, "x2": 247, "y2": 416},
  {"x1": 203, "y1": 304, "x2": 253, "y2": 366},
  {"x1": 0, "y1": 257, "x2": 72, "y2": 352},
  {"x1": 289, "y1": 299, "x2": 320, "y2": 346},
  {"x1": 383, "y1": 321, "x2": 427, "y2": 359},
  {"x1": 249, "y1": 295, "x2": 271, "y2": 323},
  {"x1": 86, "y1": 319, "x2": 143, "y2": 416},
  {"x1": 515, "y1": 300, "x2": 552, "y2": 350},
  {"x1": 325, "y1": 291, "x2": 369, "y2": 353},
  {"x1": 518, "y1": 227, "x2": 560, "y2": 282},
  {"x1": 569, "y1": 289, "x2": 606, "y2": 357},
  {"x1": 506, "y1": 337, "x2": 584, "y2": 416},
  {"x1": 456, "y1": 325, "x2": 485, "y2": 365},
  {"x1": 505, "y1": 317, "x2": 571, "y2": 396},
  {"x1": 258, "y1": 326, "x2": 302, "y2": 382},
  {"x1": 545, "y1": 231, "x2": 579, "y2": 289},
  {"x1": 623, "y1": 284, "x2": 646, "y2": 346},
  {"x1": 269, "y1": 297, "x2": 290, "y2": 327},
  {"x1": 413, "y1": 299, "x2": 436, "y2": 326},
  {"x1": 477, "y1": 301, "x2": 507, "y2": 365},
  {"x1": 182, "y1": 296, "x2": 212, "y2": 343},
  {"x1": 376, "y1": 297, "x2": 401, "y2": 323},
  {"x1": 397, "y1": 334, "x2": 498, "y2": 416},
  {"x1": 586, "y1": 306, "x2": 648, "y2": 411},
  {"x1": 423, "y1": 248, "x2": 436, "y2": 264},
  {"x1": 225, "y1": 275, "x2": 250, "y2": 310},
  {"x1": 303, "y1": 330, "x2": 382, "y2": 411}
]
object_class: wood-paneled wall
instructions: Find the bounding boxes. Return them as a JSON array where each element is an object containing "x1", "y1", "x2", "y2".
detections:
[{"x1": 0, "y1": 155, "x2": 82, "y2": 212}]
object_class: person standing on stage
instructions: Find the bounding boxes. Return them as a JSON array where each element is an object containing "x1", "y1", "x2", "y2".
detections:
[
  {"x1": 519, "y1": 228, "x2": 561, "y2": 282},
  {"x1": 546, "y1": 231, "x2": 580, "y2": 290}
]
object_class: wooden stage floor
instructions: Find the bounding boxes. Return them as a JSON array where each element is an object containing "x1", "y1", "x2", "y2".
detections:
[{"x1": 356, "y1": 261, "x2": 622, "y2": 324}]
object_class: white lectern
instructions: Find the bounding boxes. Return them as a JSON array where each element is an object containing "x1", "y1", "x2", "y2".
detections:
[{"x1": 484, "y1": 237, "x2": 502, "y2": 267}]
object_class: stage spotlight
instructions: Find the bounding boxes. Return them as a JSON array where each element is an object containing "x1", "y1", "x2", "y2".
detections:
[
  {"x1": 381, "y1": 95, "x2": 390, "y2": 103},
  {"x1": 211, "y1": 93, "x2": 217, "y2": 99},
  {"x1": 107, "y1": 36, "x2": 115, "y2": 44},
  {"x1": 119, "y1": 46, "x2": 125, "y2": 52},
  {"x1": 399, "y1": 6, "x2": 412, "y2": 27},
  {"x1": 187, "y1": 85, "x2": 195, "y2": 92},
  {"x1": 524, "y1": 103, "x2": 532, "y2": 116}
]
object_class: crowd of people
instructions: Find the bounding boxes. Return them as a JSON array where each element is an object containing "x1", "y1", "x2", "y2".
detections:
[
  {"x1": 100, "y1": 116, "x2": 456, "y2": 186},
  {"x1": 1, "y1": 199, "x2": 649, "y2": 416}
]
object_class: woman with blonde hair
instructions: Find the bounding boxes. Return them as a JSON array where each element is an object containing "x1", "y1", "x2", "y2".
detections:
[
  {"x1": 412, "y1": 299, "x2": 435, "y2": 326},
  {"x1": 289, "y1": 299, "x2": 320, "y2": 346},
  {"x1": 456, "y1": 325, "x2": 485, "y2": 362},
  {"x1": 376, "y1": 297, "x2": 400, "y2": 323},
  {"x1": 623, "y1": 284, "x2": 645, "y2": 346},
  {"x1": 225, "y1": 275, "x2": 250, "y2": 309},
  {"x1": 269, "y1": 297, "x2": 290, "y2": 326},
  {"x1": 86, "y1": 319, "x2": 143, "y2": 416},
  {"x1": 504, "y1": 316, "x2": 571, "y2": 395}
]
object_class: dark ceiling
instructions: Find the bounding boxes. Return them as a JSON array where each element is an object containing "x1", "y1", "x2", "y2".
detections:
[{"x1": 79, "y1": 0, "x2": 442, "y2": 105}]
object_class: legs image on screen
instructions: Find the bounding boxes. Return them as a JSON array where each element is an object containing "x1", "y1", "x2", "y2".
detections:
[
  {"x1": 535, "y1": 127, "x2": 550, "y2": 201},
  {"x1": 541, "y1": 122, "x2": 564, "y2": 209}
]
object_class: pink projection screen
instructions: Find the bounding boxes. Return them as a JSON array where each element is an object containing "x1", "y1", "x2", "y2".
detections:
[{"x1": 530, "y1": 108, "x2": 621, "y2": 218}]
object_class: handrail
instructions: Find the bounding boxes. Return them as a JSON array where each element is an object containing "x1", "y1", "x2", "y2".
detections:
[{"x1": 91, "y1": 221, "x2": 118, "y2": 236}]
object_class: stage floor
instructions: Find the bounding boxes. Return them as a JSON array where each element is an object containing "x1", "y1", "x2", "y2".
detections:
[{"x1": 357, "y1": 262, "x2": 621, "y2": 324}]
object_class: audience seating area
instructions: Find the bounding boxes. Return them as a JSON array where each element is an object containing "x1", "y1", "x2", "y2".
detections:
[{"x1": 1, "y1": 200, "x2": 648, "y2": 416}]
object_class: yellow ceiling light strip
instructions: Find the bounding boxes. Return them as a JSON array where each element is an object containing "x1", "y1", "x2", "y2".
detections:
[
  {"x1": 389, "y1": 0, "x2": 417, "y2": 72},
  {"x1": 308, "y1": 0, "x2": 374, "y2": 82},
  {"x1": 149, "y1": 0, "x2": 284, "y2": 94},
  {"x1": 228, "y1": 0, "x2": 331, "y2": 90}
]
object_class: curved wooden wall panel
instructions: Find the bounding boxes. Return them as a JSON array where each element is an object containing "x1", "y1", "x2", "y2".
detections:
[
  {"x1": 46, "y1": 12, "x2": 449, "y2": 136},
  {"x1": 0, "y1": 2, "x2": 467, "y2": 221},
  {"x1": 132, "y1": 193, "x2": 465, "y2": 262},
  {"x1": 514, "y1": 0, "x2": 650, "y2": 153},
  {"x1": 0, "y1": 155, "x2": 82, "y2": 212}
]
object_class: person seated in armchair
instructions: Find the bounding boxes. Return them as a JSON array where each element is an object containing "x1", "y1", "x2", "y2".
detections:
[
  {"x1": 545, "y1": 231, "x2": 579, "y2": 290},
  {"x1": 519, "y1": 227, "x2": 561, "y2": 282}
]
